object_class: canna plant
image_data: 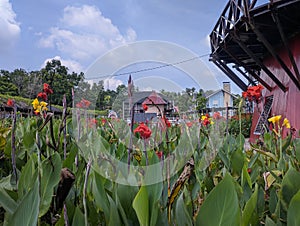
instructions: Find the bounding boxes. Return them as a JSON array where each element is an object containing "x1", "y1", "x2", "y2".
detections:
[{"x1": 0, "y1": 80, "x2": 300, "y2": 225}]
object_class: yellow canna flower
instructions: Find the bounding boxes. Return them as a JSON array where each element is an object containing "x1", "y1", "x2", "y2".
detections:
[
  {"x1": 40, "y1": 101, "x2": 48, "y2": 107},
  {"x1": 282, "y1": 118, "x2": 291, "y2": 129},
  {"x1": 32, "y1": 98, "x2": 40, "y2": 110},
  {"x1": 268, "y1": 115, "x2": 282, "y2": 125},
  {"x1": 201, "y1": 115, "x2": 207, "y2": 121}
]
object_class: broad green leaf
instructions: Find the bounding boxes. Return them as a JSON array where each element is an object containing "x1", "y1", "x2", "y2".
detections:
[
  {"x1": 115, "y1": 192, "x2": 129, "y2": 226},
  {"x1": 0, "y1": 175, "x2": 15, "y2": 190},
  {"x1": 242, "y1": 184, "x2": 258, "y2": 226},
  {"x1": 265, "y1": 216, "x2": 276, "y2": 226},
  {"x1": 91, "y1": 171, "x2": 109, "y2": 217},
  {"x1": 175, "y1": 192, "x2": 192, "y2": 226},
  {"x1": 287, "y1": 189, "x2": 300, "y2": 226},
  {"x1": 196, "y1": 174, "x2": 240, "y2": 226},
  {"x1": 116, "y1": 184, "x2": 139, "y2": 222},
  {"x1": 18, "y1": 155, "x2": 37, "y2": 199},
  {"x1": 132, "y1": 186, "x2": 149, "y2": 226},
  {"x1": 241, "y1": 163, "x2": 252, "y2": 188},
  {"x1": 72, "y1": 206, "x2": 85, "y2": 226},
  {"x1": 281, "y1": 167, "x2": 300, "y2": 207},
  {"x1": 10, "y1": 179, "x2": 40, "y2": 226},
  {"x1": 150, "y1": 200, "x2": 159, "y2": 226},
  {"x1": 108, "y1": 195, "x2": 122, "y2": 226},
  {"x1": 231, "y1": 149, "x2": 244, "y2": 174},
  {"x1": 39, "y1": 152, "x2": 62, "y2": 217},
  {"x1": 0, "y1": 187, "x2": 17, "y2": 214}
]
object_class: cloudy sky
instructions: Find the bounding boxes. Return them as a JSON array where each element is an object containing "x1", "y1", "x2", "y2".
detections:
[{"x1": 0, "y1": 0, "x2": 268, "y2": 93}]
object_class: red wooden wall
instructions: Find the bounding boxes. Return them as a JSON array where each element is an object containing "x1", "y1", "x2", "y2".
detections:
[{"x1": 250, "y1": 34, "x2": 300, "y2": 141}]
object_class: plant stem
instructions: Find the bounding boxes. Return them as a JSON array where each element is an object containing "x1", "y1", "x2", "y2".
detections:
[
  {"x1": 11, "y1": 105, "x2": 17, "y2": 184},
  {"x1": 143, "y1": 139, "x2": 148, "y2": 166},
  {"x1": 83, "y1": 158, "x2": 92, "y2": 226}
]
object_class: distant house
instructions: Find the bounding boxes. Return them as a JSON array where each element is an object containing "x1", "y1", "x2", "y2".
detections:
[
  {"x1": 123, "y1": 90, "x2": 173, "y2": 122},
  {"x1": 205, "y1": 82, "x2": 237, "y2": 117}
]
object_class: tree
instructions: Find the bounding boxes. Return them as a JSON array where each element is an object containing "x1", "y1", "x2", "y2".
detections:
[
  {"x1": 41, "y1": 60, "x2": 84, "y2": 106},
  {"x1": 0, "y1": 70, "x2": 18, "y2": 96},
  {"x1": 195, "y1": 89, "x2": 207, "y2": 112}
]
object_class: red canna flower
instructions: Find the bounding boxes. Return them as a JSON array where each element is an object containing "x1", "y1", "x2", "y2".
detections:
[
  {"x1": 89, "y1": 118, "x2": 98, "y2": 128},
  {"x1": 242, "y1": 84, "x2": 263, "y2": 102},
  {"x1": 37, "y1": 92, "x2": 48, "y2": 101},
  {"x1": 213, "y1": 112, "x2": 222, "y2": 120},
  {"x1": 163, "y1": 116, "x2": 171, "y2": 128},
  {"x1": 43, "y1": 83, "x2": 53, "y2": 94},
  {"x1": 134, "y1": 122, "x2": 152, "y2": 139},
  {"x1": 142, "y1": 103, "x2": 148, "y2": 111},
  {"x1": 76, "y1": 98, "x2": 91, "y2": 109},
  {"x1": 186, "y1": 121, "x2": 193, "y2": 127},
  {"x1": 7, "y1": 99, "x2": 15, "y2": 107},
  {"x1": 101, "y1": 118, "x2": 106, "y2": 125},
  {"x1": 155, "y1": 151, "x2": 163, "y2": 159}
]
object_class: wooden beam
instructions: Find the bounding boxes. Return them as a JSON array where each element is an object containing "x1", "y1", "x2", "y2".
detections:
[
  {"x1": 212, "y1": 59, "x2": 248, "y2": 91},
  {"x1": 246, "y1": 19, "x2": 300, "y2": 90},
  {"x1": 223, "y1": 47, "x2": 273, "y2": 90},
  {"x1": 231, "y1": 31, "x2": 287, "y2": 92}
]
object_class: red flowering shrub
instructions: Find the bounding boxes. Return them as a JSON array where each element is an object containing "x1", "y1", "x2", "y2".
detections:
[{"x1": 134, "y1": 122, "x2": 152, "y2": 139}]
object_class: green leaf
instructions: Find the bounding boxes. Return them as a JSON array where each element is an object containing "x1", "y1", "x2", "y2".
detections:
[
  {"x1": 0, "y1": 175, "x2": 15, "y2": 190},
  {"x1": 265, "y1": 216, "x2": 276, "y2": 226},
  {"x1": 175, "y1": 192, "x2": 193, "y2": 226},
  {"x1": 231, "y1": 149, "x2": 244, "y2": 174},
  {"x1": 132, "y1": 186, "x2": 149, "y2": 226},
  {"x1": 281, "y1": 167, "x2": 300, "y2": 207},
  {"x1": 18, "y1": 155, "x2": 37, "y2": 199},
  {"x1": 0, "y1": 187, "x2": 17, "y2": 214},
  {"x1": 10, "y1": 179, "x2": 40, "y2": 226},
  {"x1": 242, "y1": 184, "x2": 258, "y2": 226},
  {"x1": 39, "y1": 152, "x2": 62, "y2": 217},
  {"x1": 196, "y1": 174, "x2": 240, "y2": 226},
  {"x1": 72, "y1": 207, "x2": 85, "y2": 226},
  {"x1": 108, "y1": 195, "x2": 122, "y2": 226},
  {"x1": 91, "y1": 171, "x2": 109, "y2": 217},
  {"x1": 241, "y1": 163, "x2": 252, "y2": 188},
  {"x1": 287, "y1": 189, "x2": 300, "y2": 226}
]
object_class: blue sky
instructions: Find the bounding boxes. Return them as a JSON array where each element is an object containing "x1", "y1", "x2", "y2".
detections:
[{"x1": 0, "y1": 0, "x2": 268, "y2": 93}]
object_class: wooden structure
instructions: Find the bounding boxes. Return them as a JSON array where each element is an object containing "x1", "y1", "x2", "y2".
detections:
[{"x1": 210, "y1": 0, "x2": 300, "y2": 140}]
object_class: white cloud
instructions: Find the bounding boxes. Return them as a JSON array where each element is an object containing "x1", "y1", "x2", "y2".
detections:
[
  {"x1": 39, "y1": 5, "x2": 137, "y2": 63},
  {"x1": 0, "y1": 0, "x2": 20, "y2": 51},
  {"x1": 42, "y1": 56, "x2": 84, "y2": 73},
  {"x1": 103, "y1": 77, "x2": 123, "y2": 90}
]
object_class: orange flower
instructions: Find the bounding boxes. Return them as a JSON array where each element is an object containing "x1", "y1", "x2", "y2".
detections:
[
  {"x1": 134, "y1": 122, "x2": 152, "y2": 139},
  {"x1": 7, "y1": 99, "x2": 14, "y2": 107}
]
